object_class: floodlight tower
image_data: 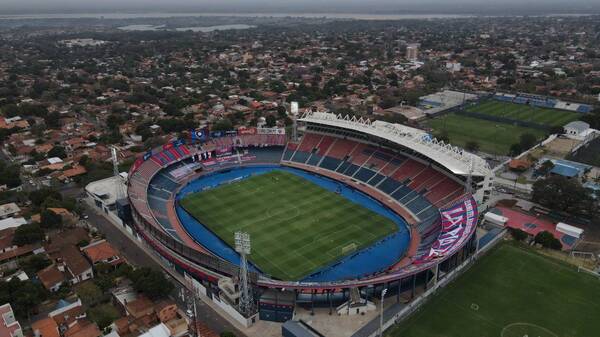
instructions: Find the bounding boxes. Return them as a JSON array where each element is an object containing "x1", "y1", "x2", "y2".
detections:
[
  {"x1": 111, "y1": 146, "x2": 125, "y2": 200},
  {"x1": 291, "y1": 101, "x2": 299, "y2": 142},
  {"x1": 235, "y1": 231, "x2": 253, "y2": 316}
]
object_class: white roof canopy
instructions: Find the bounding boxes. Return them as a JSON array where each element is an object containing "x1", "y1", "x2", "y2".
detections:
[{"x1": 300, "y1": 112, "x2": 491, "y2": 177}]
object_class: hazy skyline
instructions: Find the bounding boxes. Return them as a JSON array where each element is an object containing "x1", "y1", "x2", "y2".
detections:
[{"x1": 2, "y1": 0, "x2": 600, "y2": 15}]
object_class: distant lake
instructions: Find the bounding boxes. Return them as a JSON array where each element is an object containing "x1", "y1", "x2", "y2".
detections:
[
  {"x1": 118, "y1": 23, "x2": 255, "y2": 32},
  {"x1": 175, "y1": 24, "x2": 256, "y2": 32},
  {"x1": 118, "y1": 24, "x2": 165, "y2": 31}
]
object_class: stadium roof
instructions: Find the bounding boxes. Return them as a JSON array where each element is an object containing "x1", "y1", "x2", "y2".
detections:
[{"x1": 299, "y1": 112, "x2": 491, "y2": 177}]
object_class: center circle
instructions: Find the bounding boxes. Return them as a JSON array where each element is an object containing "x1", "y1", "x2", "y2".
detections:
[
  {"x1": 501, "y1": 323, "x2": 559, "y2": 337},
  {"x1": 265, "y1": 206, "x2": 301, "y2": 220}
]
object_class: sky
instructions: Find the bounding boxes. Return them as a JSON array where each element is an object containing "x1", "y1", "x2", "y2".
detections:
[{"x1": 1, "y1": 0, "x2": 599, "y2": 15}]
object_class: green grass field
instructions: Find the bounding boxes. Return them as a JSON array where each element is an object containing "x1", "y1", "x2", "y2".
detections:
[
  {"x1": 466, "y1": 100, "x2": 579, "y2": 127},
  {"x1": 425, "y1": 113, "x2": 546, "y2": 155},
  {"x1": 387, "y1": 243, "x2": 600, "y2": 337},
  {"x1": 180, "y1": 170, "x2": 398, "y2": 280}
]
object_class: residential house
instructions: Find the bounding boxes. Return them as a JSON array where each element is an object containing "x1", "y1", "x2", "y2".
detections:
[
  {"x1": 48, "y1": 298, "x2": 86, "y2": 330},
  {"x1": 53, "y1": 246, "x2": 93, "y2": 284},
  {"x1": 31, "y1": 318, "x2": 60, "y2": 337},
  {"x1": 0, "y1": 228, "x2": 42, "y2": 272},
  {"x1": 154, "y1": 301, "x2": 177, "y2": 323},
  {"x1": 0, "y1": 304, "x2": 23, "y2": 337},
  {"x1": 63, "y1": 320, "x2": 101, "y2": 337},
  {"x1": 81, "y1": 240, "x2": 124, "y2": 267},
  {"x1": 37, "y1": 264, "x2": 66, "y2": 292}
]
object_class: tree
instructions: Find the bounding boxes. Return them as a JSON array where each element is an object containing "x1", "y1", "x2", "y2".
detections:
[
  {"x1": 76, "y1": 282, "x2": 104, "y2": 306},
  {"x1": 47, "y1": 146, "x2": 66, "y2": 159},
  {"x1": 508, "y1": 227, "x2": 529, "y2": 241},
  {"x1": 519, "y1": 133, "x2": 538, "y2": 150},
  {"x1": 0, "y1": 279, "x2": 47, "y2": 319},
  {"x1": 12, "y1": 223, "x2": 44, "y2": 246},
  {"x1": 536, "y1": 160, "x2": 555, "y2": 176},
  {"x1": 128, "y1": 267, "x2": 174, "y2": 300},
  {"x1": 265, "y1": 114, "x2": 277, "y2": 128},
  {"x1": 40, "y1": 209, "x2": 63, "y2": 228},
  {"x1": 0, "y1": 163, "x2": 21, "y2": 188},
  {"x1": 549, "y1": 126, "x2": 565, "y2": 135},
  {"x1": 19, "y1": 254, "x2": 50, "y2": 276},
  {"x1": 212, "y1": 118, "x2": 233, "y2": 132},
  {"x1": 89, "y1": 304, "x2": 120, "y2": 330},
  {"x1": 29, "y1": 189, "x2": 62, "y2": 208},
  {"x1": 532, "y1": 176, "x2": 596, "y2": 216},
  {"x1": 534, "y1": 231, "x2": 563, "y2": 250},
  {"x1": 220, "y1": 332, "x2": 236, "y2": 337},
  {"x1": 465, "y1": 141, "x2": 480, "y2": 152}
]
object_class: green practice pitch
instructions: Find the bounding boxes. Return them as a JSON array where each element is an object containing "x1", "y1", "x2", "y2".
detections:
[
  {"x1": 179, "y1": 170, "x2": 398, "y2": 280},
  {"x1": 466, "y1": 100, "x2": 579, "y2": 127},
  {"x1": 387, "y1": 243, "x2": 600, "y2": 337},
  {"x1": 425, "y1": 113, "x2": 546, "y2": 155}
]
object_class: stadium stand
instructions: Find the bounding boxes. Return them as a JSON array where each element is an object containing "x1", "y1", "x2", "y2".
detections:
[
  {"x1": 285, "y1": 131, "x2": 467, "y2": 220},
  {"x1": 495, "y1": 92, "x2": 592, "y2": 113}
]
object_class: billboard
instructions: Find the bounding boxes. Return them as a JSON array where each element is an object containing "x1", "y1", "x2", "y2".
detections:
[
  {"x1": 257, "y1": 127, "x2": 285, "y2": 135},
  {"x1": 238, "y1": 126, "x2": 257, "y2": 135},
  {"x1": 215, "y1": 147, "x2": 233, "y2": 157},
  {"x1": 191, "y1": 129, "x2": 207, "y2": 142}
]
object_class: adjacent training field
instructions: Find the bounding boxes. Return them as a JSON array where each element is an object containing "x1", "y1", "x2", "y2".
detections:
[
  {"x1": 466, "y1": 100, "x2": 579, "y2": 127},
  {"x1": 387, "y1": 243, "x2": 600, "y2": 337},
  {"x1": 425, "y1": 113, "x2": 546, "y2": 155},
  {"x1": 180, "y1": 170, "x2": 397, "y2": 280}
]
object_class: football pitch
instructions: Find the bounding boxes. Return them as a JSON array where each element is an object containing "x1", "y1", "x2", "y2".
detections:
[
  {"x1": 425, "y1": 113, "x2": 546, "y2": 155},
  {"x1": 387, "y1": 243, "x2": 600, "y2": 337},
  {"x1": 466, "y1": 100, "x2": 580, "y2": 127},
  {"x1": 179, "y1": 170, "x2": 398, "y2": 280}
]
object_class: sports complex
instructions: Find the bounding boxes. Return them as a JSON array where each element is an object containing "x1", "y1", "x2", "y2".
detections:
[
  {"x1": 125, "y1": 111, "x2": 493, "y2": 326},
  {"x1": 424, "y1": 93, "x2": 589, "y2": 155}
]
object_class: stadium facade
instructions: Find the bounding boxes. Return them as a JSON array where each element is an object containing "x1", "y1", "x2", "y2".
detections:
[{"x1": 124, "y1": 112, "x2": 492, "y2": 323}]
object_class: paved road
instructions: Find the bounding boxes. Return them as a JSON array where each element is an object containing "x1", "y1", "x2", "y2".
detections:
[{"x1": 80, "y1": 202, "x2": 245, "y2": 337}]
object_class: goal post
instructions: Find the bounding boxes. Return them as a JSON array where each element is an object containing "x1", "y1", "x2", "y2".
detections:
[{"x1": 341, "y1": 242, "x2": 357, "y2": 255}]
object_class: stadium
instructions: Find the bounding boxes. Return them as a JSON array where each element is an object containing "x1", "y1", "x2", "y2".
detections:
[{"x1": 124, "y1": 111, "x2": 492, "y2": 324}]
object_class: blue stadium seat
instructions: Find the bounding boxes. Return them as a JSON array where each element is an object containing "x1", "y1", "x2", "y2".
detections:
[
  {"x1": 367, "y1": 174, "x2": 385, "y2": 187},
  {"x1": 282, "y1": 149, "x2": 294, "y2": 161},
  {"x1": 378, "y1": 178, "x2": 402, "y2": 195},
  {"x1": 336, "y1": 161, "x2": 351, "y2": 173},
  {"x1": 306, "y1": 154, "x2": 322, "y2": 166},
  {"x1": 343, "y1": 164, "x2": 360, "y2": 176},
  {"x1": 391, "y1": 186, "x2": 412, "y2": 200},
  {"x1": 320, "y1": 157, "x2": 341, "y2": 171},
  {"x1": 355, "y1": 168, "x2": 376, "y2": 182},
  {"x1": 291, "y1": 151, "x2": 310, "y2": 164}
]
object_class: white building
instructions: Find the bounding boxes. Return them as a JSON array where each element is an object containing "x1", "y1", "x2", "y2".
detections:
[
  {"x1": 406, "y1": 44, "x2": 419, "y2": 61},
  {"x1": 85, "y1": 174, "x2": 127, "y2": 213},
  {"x1": 563, "y1": 121, "x2": 592, "y2": 140},
  {"x1": 0, "y1": 217, "x2": 27, "y2": 231},
  {"x1": 0, "y1": 203, "x2": 20, "y2": 219}
]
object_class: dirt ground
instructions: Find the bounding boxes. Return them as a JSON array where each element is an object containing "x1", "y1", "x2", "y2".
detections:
[{"x1": 542, "y1": 137, "x2": 581, "y2": 157}]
